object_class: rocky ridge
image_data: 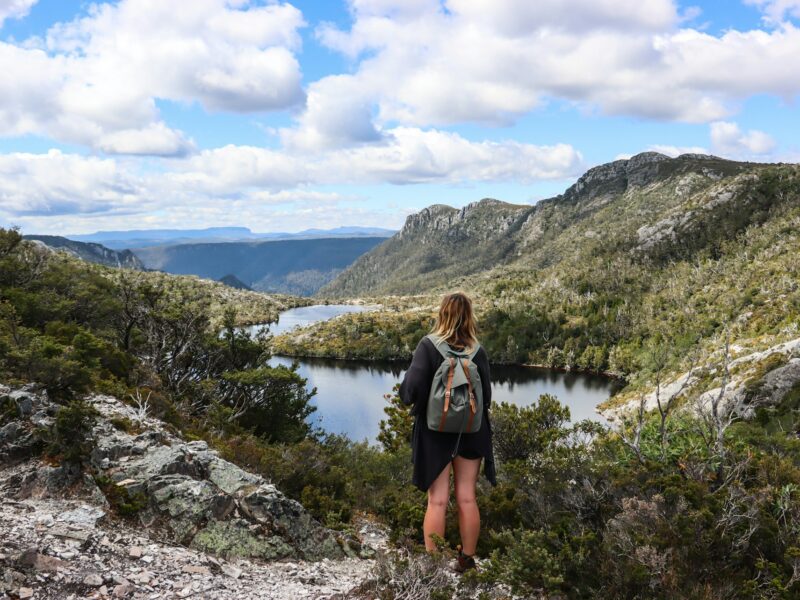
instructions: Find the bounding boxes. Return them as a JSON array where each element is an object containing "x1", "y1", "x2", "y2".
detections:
[
  {"x1": 0, "y1": 386, "x2": 379, "y2": 599},
  {"x1": 601, "y1": 336, "x2": 800, "y2": 423},
  {"x1": 23, "y1": 236, "x2": 144, "y2": 270},
  {"x1": 321, "y1": 152, "x2": 774, "y2": 297}
]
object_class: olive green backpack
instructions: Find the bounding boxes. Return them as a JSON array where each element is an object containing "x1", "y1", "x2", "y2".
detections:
[{"x1": 425, "y1": 334, "x2": 483, "y2": 437}]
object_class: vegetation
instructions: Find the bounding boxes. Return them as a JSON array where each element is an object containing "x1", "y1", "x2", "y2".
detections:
[
  {"x1": 0, "y1": 228, "x2": 315, "y2": 447},
  {"x1": 293, "y1": 158, "x2": 800, "y2": 391}
]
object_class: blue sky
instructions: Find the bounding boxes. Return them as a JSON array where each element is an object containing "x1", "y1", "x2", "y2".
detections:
[{"x1": 0, "y1": 0, "x2": 798, "y2": 234}]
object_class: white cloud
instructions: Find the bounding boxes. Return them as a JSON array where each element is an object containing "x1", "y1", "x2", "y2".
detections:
[
  {"x1": 0, "y1": 130, "x2": 583, "y2": 229},
  {"x1": 745, "y1": 0, "x2": 800, "y2": 23},
  {"x1": 0, "y1": 0, "x2": 305, "y2": 155},
  {"x1": 306, "y1": 0, "x2": 800, "y2": 147},
  {"x1": 0, "y1": 150, "x2": 146, "y2": 217},
  {"x1": 178, "y1": 128, "x2": 584, "y2": 188},
  {"x1": 97, "y1": 123, "x2": 195, "y2": 157},
  {"x1": 0, "y1": 0, "x2": 37, "y2": 27},
  {"x1": 710, "y1": 121, "x2": 776, "y2": 157},
  {"x1": 279, "y1": 75, "x2": 383, "y2": 151},
  {"x1": 648, "y1": 144, "x2": 710, "y2": 157}
]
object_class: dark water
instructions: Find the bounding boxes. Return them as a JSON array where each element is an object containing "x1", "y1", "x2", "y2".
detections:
[
  {"x1": 260, "y1": 305, "x2": 619, "y2": 443},
  {"x1": 247, "y1": 303, "x2": 374, "y2": 337},
  {"x1": 268, "y1": 354, "x2": 619, "y2": 443}
]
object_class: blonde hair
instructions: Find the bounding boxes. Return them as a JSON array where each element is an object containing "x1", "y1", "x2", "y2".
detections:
[{"x1": 431, "y1": 292, "x2": 477, "y2": 351}]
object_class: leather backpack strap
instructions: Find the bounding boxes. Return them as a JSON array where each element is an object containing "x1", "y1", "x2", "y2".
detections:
[
  {"x1": 438, "y1": 357, "x2": 456, "y2": 432},
  {"x1": 460, "y1": 358, "x2": 477, "y2": 432}
]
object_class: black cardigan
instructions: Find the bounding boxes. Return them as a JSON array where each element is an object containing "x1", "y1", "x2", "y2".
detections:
[{"x1": 399, "y1": 337, "x2": 497, "y2": 491}]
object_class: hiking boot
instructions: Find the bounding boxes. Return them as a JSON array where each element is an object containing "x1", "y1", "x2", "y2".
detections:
[{"x1": 453, "y1": 544, "x2": 476, "y2": 573}]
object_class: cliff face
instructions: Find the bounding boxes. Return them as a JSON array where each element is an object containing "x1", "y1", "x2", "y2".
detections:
[
  {"x1": 322, "y1": 153, "x2": 776, "y2": 297},
  {"x1": 321, "y1": 199, "x2": 535, "y2": 297},
  {"x1": 24, "y1": 235, "x2": 145, "y2": 270}
]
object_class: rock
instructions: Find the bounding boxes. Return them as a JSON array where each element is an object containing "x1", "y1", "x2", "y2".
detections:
[
  {"x1": 51, "y1": 525, "x2": 91, "y2": 542},
  {"x1": 181, "y1": 565, "x2": 210, "y2": 575},
  {"x1": 84, "y1": 573, "x2": 104, "y2": 586},
  {"x1": 113, "y1": 583, "x2": 134, "y2": 598},
  {"x1": 9, "y1": 389, "x2": 35, "y2": 417},
  {"x1": 35, "y1": 514, "x2": 54, "y2": 528},
  {"x1": 18, "y1": 587, "x2": 34, "y2": 599},
  {"x1": 221, "y1": 564, "x2": 242, "y2": 579},
  {"x1": 59, "y1": 505, "x2": 105, "y2": 528},
  {"x1": 17, "y1": 550, "x2": 68, "y2": 573},
  {"x1": 1, "y1": 387, "x2": 375, "y2": 599},
  {"x1": 758, "y1": 358, "x2": 800, "y2": 405},
  {"x1": 115, "y1": 479, "x2": 138, "y2": 487}
]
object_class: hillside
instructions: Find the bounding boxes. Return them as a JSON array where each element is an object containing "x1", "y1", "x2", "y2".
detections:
[
  {"x1": 321, "y1": 152, "x2": 765, "y2": 297},
  {"x1": 219, "y1": 273, "x2": 252, "y2": 290},
  {"x1": 291, "y1": 154, "x2": 800, "y2": 387},
  {"x1": 24, "y1": 235, "x2": 145, "y2": 270},
  {"x1": 134, "y1": 237, "x2": 387, "y2": 296}
]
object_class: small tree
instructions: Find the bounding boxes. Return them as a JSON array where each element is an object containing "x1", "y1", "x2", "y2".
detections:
[{"x1": 378, "y1": 384, "x2": 413, "y2": 454}]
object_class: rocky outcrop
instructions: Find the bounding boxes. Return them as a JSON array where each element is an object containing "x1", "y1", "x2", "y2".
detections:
[
  {"x1": 24, "y1": 236, "x2": 145, "y2": 270},
  {"x1": 603, "y1": 337, "x2": 800, "y2": 423},
  {"x1": 0, "y1": 385, "x2": 384, "y2": 598},
  {"x1": 0, "y1": 494, "x2": 375, "y2": 599},
  {"x1": 0, "y1": 387, "x2": 368, "y2": 564}
]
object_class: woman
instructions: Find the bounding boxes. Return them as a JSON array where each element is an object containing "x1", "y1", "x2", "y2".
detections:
[{"x1": 399, "y1": 292, "x2": 496, "y2": 572}]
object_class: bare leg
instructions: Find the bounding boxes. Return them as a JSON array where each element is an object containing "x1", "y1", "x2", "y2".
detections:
[
  {"x1": 423, "y1": 463, "x2": 451, "y2": 552},
  {"x1": 453, "y1": 456, "x2": 481, "y2": 556}
]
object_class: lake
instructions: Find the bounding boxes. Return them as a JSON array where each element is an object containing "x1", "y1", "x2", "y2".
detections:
[
  {"x1": 262, "y1": 305, "x2": 619, "y2": 443},
  {"x1": 248, "y1": 303, "x2": 375, "y2": 337},
  {"x1": 269, "y1": 355, "x2": 618, "y2": 442}
]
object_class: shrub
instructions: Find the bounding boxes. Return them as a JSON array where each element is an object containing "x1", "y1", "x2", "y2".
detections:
[
  {"x1": 43, "y1": 399, "x2": 99, "y2": 466},
  {"x1": 491, "y1": 395, "x2": 570, "y2": 463}
]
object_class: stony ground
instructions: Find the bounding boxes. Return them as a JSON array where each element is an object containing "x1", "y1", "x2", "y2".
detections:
[
  {"x1": 0, "y1": 491, "x2": 381, "y2": 599},
  {"x1": 0, "y1": 386, "x2": 388, "y2": 600}
]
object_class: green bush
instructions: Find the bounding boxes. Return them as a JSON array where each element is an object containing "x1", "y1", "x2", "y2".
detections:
[{"x1": 43, "y1": 399, "x2": 99, "y2": 465}]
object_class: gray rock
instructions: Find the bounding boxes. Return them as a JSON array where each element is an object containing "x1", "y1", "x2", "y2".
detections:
[
  {"x1": 757, "y1": 358, "x2": 800, "y2": 405},
  {"x1": 2, "y1": 386, "x2": 349, "y2": 569},
  {"x1": 83, "y1": 572, "x2": 104, "y2": 586},
  {"x1": 17, "y1": 550, "x2": 68, "y2": 572},
  {"x1": 113, "y1": 582, "x2": 134, "y2": 597}
]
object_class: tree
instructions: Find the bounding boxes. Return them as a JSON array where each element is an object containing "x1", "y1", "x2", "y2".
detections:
[
  {"x1": 378, "y1": 384, "x2": 413, "y2": 453},
  {"x1": 220, "y1": 364, "x2": 316, "y2": 443}
]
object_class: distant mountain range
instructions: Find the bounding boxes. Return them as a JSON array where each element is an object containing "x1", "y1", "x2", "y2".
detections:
[
  {"x1": 133, "y1": 237, "x2": 387, "y2": 296},
  {"x1": 66, "y1": 226, "x2": 396, "y2": 250},
  {"x1": 23, "y1": 235, "x2": 145, "y2": 270}
]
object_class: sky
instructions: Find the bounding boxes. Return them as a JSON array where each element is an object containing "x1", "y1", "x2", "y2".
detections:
[{"x1": 0, "y1": 0, "x2": 799, "y2": 235}]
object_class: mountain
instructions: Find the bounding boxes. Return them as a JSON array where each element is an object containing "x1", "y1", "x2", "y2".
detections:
[
  {"x1": 321, "y1": 152, "x2": 776, "y2": 297},
  {"x1": 133, "y1": 237, "x2": 387, "y2": 296},
  {"x1": 67, "y1": 226, "x2": 396, "y2": 249},
  {"x1": 23, "y1": 235, "x2": 145, "y2": 270},
  {"x1": 218, "y1": 273, "x2": 252, "y2": 290}
]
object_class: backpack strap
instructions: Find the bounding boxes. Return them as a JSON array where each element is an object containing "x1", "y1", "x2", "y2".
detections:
[
  {"x1": 438, "y1": 357, "x2": 456, "y2": 432},
  {"x1": 426, "y1": 334, "x2": 481, "y2": 360},
  {"x1": 460, "y1": 358, "x2": 477, "y2": 432}
]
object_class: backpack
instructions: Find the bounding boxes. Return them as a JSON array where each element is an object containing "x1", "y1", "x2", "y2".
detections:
[{"x1": 425, "y1": 334, "x2": 483, "y2": 436}]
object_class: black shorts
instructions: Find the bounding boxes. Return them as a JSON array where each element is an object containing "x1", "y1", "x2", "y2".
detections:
[{"x1": 456, "y1": 449, "x2": 482, "y2": 460}]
